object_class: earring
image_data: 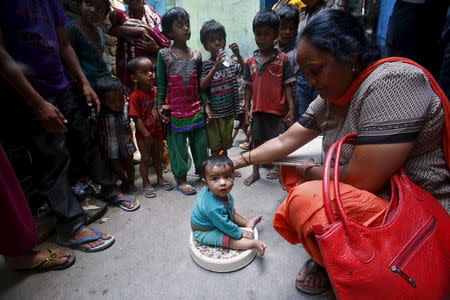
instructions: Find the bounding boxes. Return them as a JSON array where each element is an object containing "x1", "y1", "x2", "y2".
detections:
[{"x1": 352, "y1": 67, "x2": 356, "y2": 72}]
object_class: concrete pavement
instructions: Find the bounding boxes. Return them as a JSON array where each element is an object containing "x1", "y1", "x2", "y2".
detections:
[{"x1": 0, "y1": 137, "x2": 335, "y2": 300}]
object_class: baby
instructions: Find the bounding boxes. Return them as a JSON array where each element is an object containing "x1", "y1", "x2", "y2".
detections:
[
  {"x1": 109, "y1": 9, "x2": 169, "y2": 47},
  {"x1": 190, "y1": 154, "x2": 266, "y2": 255}
]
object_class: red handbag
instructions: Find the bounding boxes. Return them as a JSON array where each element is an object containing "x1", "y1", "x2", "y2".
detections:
[{"x1": 316, "y1": 133, "x2": 450, "y2": 300}]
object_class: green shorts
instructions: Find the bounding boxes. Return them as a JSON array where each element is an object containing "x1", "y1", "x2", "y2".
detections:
[
  {"x1": 193, "y1": 229, "x2": 230, "y2": 247},
  {"x1": 206, "y1": 115, "x2": 234, "y2": 151}
]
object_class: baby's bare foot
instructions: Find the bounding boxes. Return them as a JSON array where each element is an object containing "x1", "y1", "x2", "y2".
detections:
[
  {"x1": 255, "y1": 240, "x2": 267, "y2": 256},
  {"x1": 244, "y1": 172, "x2": 260, "y2": 186},
  {"x1": 247, "y1": 215, "x2": 263, "y2": 229}
]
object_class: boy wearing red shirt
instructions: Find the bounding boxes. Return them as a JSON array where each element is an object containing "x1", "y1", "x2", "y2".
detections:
[
  {"x1": 243, "y1": 10, "x2": 296, "y2": 186},
  {"x1": 128, "y1": 57, "x2": 174, "y2": 198}
]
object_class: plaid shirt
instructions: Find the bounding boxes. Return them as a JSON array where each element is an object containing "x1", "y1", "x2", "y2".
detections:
[{"x1": 97, "y1": 105, "x2": 136, "y2": 159}]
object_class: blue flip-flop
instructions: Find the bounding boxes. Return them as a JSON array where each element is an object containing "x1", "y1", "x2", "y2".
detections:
[
  {"x1": 157, "y1": 181, "x2": 174, "y2": 191},
  {"x1": 176, "y1": 183, "x2": 196, "y2": 195},
  {"x1": 56, "y1": 228, "x2": 115, "y2": 253},
  {"x1": 142, "y1": 187, "x2": 157, "y2": 198},
  {"x1": 110, "y1": 194, "x2": 140, "y2": 211}
]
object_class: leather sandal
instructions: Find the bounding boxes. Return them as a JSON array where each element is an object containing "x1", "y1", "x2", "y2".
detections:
[{"x1": 295, "y1": 259, "x2": 331, "y2": 295}]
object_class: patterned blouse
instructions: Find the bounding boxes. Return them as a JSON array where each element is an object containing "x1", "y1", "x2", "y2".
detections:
[
  {"x1": 156, "y1": 48, "x2": 208, "y2": 132},
  {"x1": 299, "y1": 61, "x2": 450, "y2": 212},
  {"x1": 65, "y1": 21, "x2": 109, "y2": 87}
]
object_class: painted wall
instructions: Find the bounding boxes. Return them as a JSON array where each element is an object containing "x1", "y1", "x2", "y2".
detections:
[
  {"x1": 146, "y1": 0, "x2": 169, "y2": 16},
  {"x1": 167, "y1": 0, "x2": 260, "y2": 61}
]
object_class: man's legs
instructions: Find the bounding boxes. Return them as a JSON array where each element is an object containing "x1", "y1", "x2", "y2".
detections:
[
  {"x1": 58, "y1": 90, "x2": 121, "y2": 201},
  {"x1": 0, "y1": 88, "x2": 86, "y2": 238}
]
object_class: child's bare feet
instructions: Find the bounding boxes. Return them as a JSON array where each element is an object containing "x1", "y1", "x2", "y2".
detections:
[
  {"x1": 246, "y1": 215, "x2": 263, "y2": 229},
  {"x1": 244, "y1": 172, "x2": 260, "y2": 186},
  {"x1": 255, "y1": 240, "x2": 267, "y2": 256}
]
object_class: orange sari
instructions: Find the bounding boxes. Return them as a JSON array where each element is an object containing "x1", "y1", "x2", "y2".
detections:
[{"x1": 273, "y1": 58, "x2": 450, "y2": 265}]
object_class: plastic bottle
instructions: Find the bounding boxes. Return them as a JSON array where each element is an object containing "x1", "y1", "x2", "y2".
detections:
[{"x1": 218, "y1": 48, "x2": 232, "y2": 67}]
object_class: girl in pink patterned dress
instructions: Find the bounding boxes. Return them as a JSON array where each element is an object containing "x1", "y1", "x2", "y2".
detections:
[{"x1": 156, "y1": 7, "x2": 209, "y2": 195}]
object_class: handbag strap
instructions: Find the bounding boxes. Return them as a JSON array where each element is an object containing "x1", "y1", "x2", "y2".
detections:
[
  {"x1": 322, "y1": 133, "x2": 357, "y2": 224},
  {"x1": 322, "y1": 133, "x2": 375, "y2": 263}
]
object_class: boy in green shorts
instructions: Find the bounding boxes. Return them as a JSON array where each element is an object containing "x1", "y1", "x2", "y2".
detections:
[{"x1": 199, "y1": 20, "x2": 244, "y2": 165}]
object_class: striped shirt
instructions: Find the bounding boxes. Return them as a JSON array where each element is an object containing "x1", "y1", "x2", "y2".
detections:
[{"x1": 201, "y1": 59, "x2": 240, "y2": 118}]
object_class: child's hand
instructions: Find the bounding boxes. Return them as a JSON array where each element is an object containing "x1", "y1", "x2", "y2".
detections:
[
  {"x1": 283, "y1": 109, "x2": 295, "y2": 127},
  {"x1": 161, "y1": 104, "x2": 171, "y2": 112},
  {"x1": 228, "y1": 43, "x2": 240, "y2": 58},
  {"x1": 214, "y1": 51, "x2": 227, "y2": 70},
  {"x1": 243, "y1": 110, "x2": 251, "y2": 127},
  {"x1": 205, "y1": 104, "x2": 213, "y2": 124},
  {"x1": 158, "y1": 108, "x2": 169, "y2": 124},
  {"x1": 242, "y1": 230, "x2": 254, "y2": 240}
]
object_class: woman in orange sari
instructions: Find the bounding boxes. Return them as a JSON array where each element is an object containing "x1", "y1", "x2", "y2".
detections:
[{"x1": 232, "y1": 10, "x2": 450, "y2": 295}]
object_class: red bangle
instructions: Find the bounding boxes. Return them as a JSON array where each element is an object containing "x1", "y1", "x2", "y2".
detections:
[{"x1": 240, "y1": 152, "x2": 250, "y2": 166}]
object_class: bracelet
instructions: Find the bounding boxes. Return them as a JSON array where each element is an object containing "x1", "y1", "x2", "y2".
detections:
[
  {"x1": 302, "y1": 164, "x2": 315, "y2": 181},
  {"x1": 248, "y1": 150, "x2": 253, "y2": 165},
  {"x1": 240, "y1": 152, "x2": 250, "y2": 166}
]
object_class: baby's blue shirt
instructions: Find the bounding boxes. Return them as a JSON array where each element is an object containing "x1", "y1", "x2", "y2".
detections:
[{"x1": 190, "y1": 186, "x2": 242, "y2": 239}]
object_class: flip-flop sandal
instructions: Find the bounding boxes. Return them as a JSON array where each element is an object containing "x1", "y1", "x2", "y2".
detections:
[
  {"x1": 142, "y1": 187, "x2": 157, "y2": 198},
  {"x1": 56, "y1": 228, "x2": 116, "y2": 253},
  {"x1": 239, "y1": 142, "x2": 250, "y2": 150},
  {"x1": 176, "y1": 183, "x2": 196, "y2": 195},
  {"x1": 158, "y1": 181, "x2": 174, "y2": 191},
  {"x1": 266, "y1": 169, "x2": 279, "y2": 180},
  {"x1": 295, "y1": 259, "x2": 331, "y2": 295},
  {"x1": 110, "y1": 194, "x2": 140, "y2": 211},
  {"x1": 16, "y1": 249, "x2": 76, "y2": 272}
]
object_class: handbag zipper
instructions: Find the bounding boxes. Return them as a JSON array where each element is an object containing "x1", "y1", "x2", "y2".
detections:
[{"x1": 390, "y1": 217, "x2": 437, "y2": 288}]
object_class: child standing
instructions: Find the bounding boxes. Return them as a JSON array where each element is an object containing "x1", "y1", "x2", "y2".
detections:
[
  {"x1": 65, "y1": 0, "x2": 111, "y2": 88},
  {"x1": 128, "y1": 57, "x2": 174, "y2": 198},
  {"x1": 199, "y1": 20, "x2": 244, "y2": 158},
  {"x1": 190, "y1": 155, "x2": 266, "y2": 255},
  {"x1": 275, "y1": 4, "x2": 300, "y2": 76},
  {"x1": 96, "y1": 77, "x2": 140, "y2": 211},
  {"x1": 243, "y1": 10, "x2": 296, "y2": 186},
  {"x1": 157, "y1": 7, "x2": 209, "y2": 195}
]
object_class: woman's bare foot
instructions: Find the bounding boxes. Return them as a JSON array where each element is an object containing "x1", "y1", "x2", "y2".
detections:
[
  {"x1": 254, "y1": 240, "x2": 267, "y2": 256},
  {"x1": 234, "y1": 170, "x2": 242, "y2": 178},
  {"x1": 65, "y1": 227, "x2": 112, "y2": 251},
  {"x1": 4, "y1": 249, "x2": 71, "y2": 270},
  {"x1": 244, "y1": 172, "x2": 260, "y2": 186},
  {"x1": 246, "y1": 215, "x2": 263, "y2": 229}
]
